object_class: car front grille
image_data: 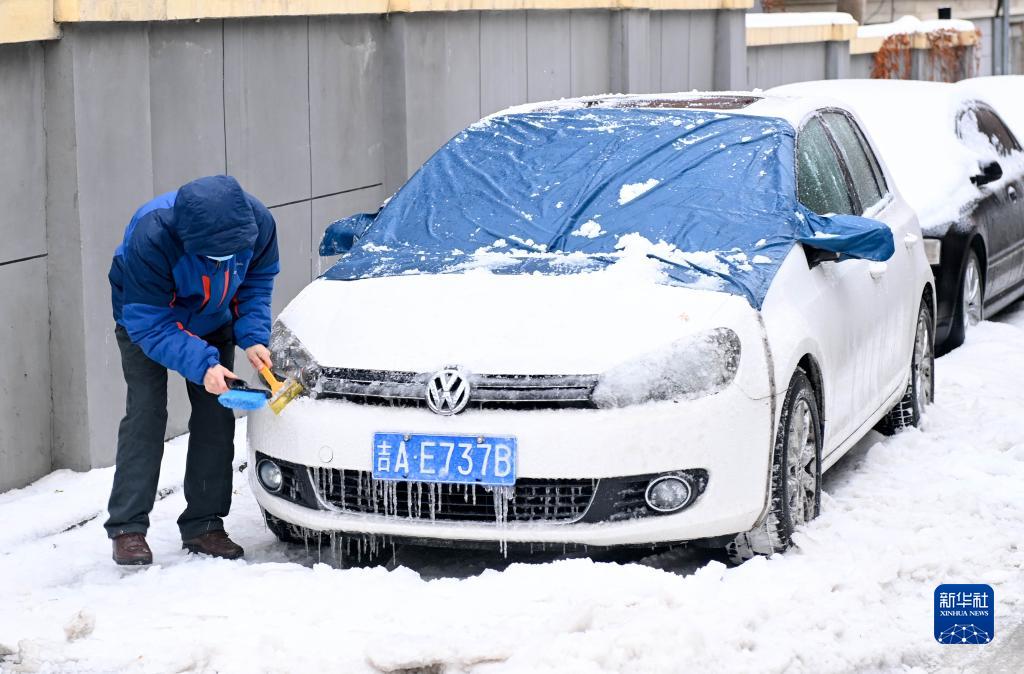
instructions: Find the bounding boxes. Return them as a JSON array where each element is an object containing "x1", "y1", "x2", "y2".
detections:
[
  {"x1": 312, "y1": 467, "x2": 597, "y2": 523},
  {"x1": 256, "y1": 453, "x2": 710, "y2": 527},
  {"x1": 603, "y1": 477, "x2": 654, "y2": 522},
  {"x1": 313, "y1": 368, "x2": 598, "y2": 410}
]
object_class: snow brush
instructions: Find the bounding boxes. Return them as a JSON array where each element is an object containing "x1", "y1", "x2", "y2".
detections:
[
  {"x1": 259, "y1": 366, "x2": 304, "y2": 415},
  {"x1": 217, "y1": 379, "x2": 272, "y2": 410}
]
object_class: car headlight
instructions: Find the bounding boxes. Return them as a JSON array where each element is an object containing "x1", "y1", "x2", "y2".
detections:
[
  {"x1": 591, "y1": 328, "x2": 740, "y2": 408},
  {"x1": 269, "y1": 321, "x2": 320, "y2": 388}
]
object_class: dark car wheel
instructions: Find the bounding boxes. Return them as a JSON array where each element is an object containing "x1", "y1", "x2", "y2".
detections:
[
  {"x1": 877, "y1": 301, "x2": 935, "y2": 435},
  {"x1": 944, "y1": 249, "x2": 983, "y2": 351},
  {"x1": 726, "y1": 369, "x2": 821, "y2": 564}
]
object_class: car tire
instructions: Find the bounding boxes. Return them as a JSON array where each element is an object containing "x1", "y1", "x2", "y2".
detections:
[
  {"x1": 944, "y1": 249, "x2": 983, "y2": 351},
  {"x1": 876, "y1": 301, "x2": 935, "y2": 435},
  {"x1": 726, "y1": 368, "x2": 822, "y2": 564}
]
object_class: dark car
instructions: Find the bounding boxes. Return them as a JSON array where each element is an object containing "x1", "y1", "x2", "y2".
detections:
[
  {"x1": 931, "y1": 101, "x2": 1024, "y2": 349},
  {"x1": 771, "y1": 79, "x2": 1024, "y2": 352}
]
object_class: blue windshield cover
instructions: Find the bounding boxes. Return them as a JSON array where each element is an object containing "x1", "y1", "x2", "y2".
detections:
[{"x1": 324, "y1": 107, "x2": 893, "y2": 308}]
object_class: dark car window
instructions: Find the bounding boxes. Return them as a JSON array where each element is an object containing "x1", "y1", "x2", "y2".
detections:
[
  {"x1": 797, "y1": 116, "x2": 855, "y2": 216},
  {"x1": 957, "y1": 103, "x2": 1023, "y2": 157},
  {"x1": 822, "y1": 112, "x2": 887, "y2": 211}
]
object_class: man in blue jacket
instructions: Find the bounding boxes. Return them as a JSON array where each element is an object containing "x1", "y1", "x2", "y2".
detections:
[{"x1": 106, "y1": 175, "x2": 279, "y2": 565}]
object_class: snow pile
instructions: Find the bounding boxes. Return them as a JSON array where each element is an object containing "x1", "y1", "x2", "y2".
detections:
[
  {"x1": 746, "y1": 12, "x2": 856, "y2": 29},
  {"x1": 569, "y1": 220, "x2": 604, "y2": 239},
  {"x1": 1, "y1": 308, "x2": 1023, "y2": 672},
  {"x1": 857, "y1": 15, "x2": 977, "y2": 39},
  {"x1": 617, "y1": 179, "x2": 660, "y2": 205}
]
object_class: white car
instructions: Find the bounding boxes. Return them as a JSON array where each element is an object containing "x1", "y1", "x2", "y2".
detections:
[
  {"x1": 249, "y1": 93, "x2": 935, "y2": 563},
  {"x1": 771, "y1": 78, "x2": 1024, "y2": 352}
]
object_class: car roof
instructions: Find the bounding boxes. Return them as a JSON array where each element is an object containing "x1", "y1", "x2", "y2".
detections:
[{"x1": 489, "y1": 91, "x2": 846, "y2": 128}]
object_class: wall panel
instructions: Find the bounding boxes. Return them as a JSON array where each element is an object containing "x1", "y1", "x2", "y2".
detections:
[
  {"x1": 0, "y1": 43, "x2": 46, "y2": 263},
  {"x1": 224, "y1": 17, "x2": 311, "y2": 207}
]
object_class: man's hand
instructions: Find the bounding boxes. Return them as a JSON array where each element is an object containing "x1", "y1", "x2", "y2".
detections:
[
  {"x1": 245, "y1": 344, "x2": 273, "y2": 372},
  {"x1": 204, "y1": 364, "x2": 238, "y2": 395}
]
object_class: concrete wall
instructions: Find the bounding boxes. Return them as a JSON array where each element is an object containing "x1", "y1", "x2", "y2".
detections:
[
  {"x1": 4, "y1": 8, "x2": 744, "y2": 488},
  {"x1": 0, "y1": 42, "x2": 51, "y2": 492},
  {"x1": 748, "y1": 42, "x2": 828, "y2": 87},
  {"x1": 42, "y1": 16, "x2": 392, "y2": 471}
]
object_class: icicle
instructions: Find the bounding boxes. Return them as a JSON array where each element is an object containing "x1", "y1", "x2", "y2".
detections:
[{"x1": 488, "y1": 485, "x2": 514, "y2": 557}]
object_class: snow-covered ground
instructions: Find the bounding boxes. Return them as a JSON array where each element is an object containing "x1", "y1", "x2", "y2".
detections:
[{"x1": 2, "y1": 309, "x2": 1023, "y2": 673}]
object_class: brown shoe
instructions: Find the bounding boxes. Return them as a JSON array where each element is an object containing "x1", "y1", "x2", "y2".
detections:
[
  {"x1": 182, "y1": 530, "x2": 244, "y2": 560},
  {"x1": 112, "y1": 533, "x2": 153, "y2": 566}
]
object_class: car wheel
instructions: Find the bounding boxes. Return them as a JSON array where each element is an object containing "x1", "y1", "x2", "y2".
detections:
[
  {"x1": 726, "y1": 369, "x2": 821, "y2": 564},
  {"x1": 945, "y1": 250, "x2": 983, "y2": 351},
  {"x1": 876, "y1": 301, "x2": 935, "y2": 435}
]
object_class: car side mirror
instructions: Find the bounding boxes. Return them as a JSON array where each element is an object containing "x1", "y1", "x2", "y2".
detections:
[
  {"x1": 971, "y1": 160, "x2": 1003, "y2": 187},
  {"x1": 804, "y1": 246, "x2": 842, "y2": 268},
  {"x1": 798, "y1": 213, "x2": 895, "y2": 268},
  {"x1": 319, "y1": 212, "x2": 376, "y2": 256}
]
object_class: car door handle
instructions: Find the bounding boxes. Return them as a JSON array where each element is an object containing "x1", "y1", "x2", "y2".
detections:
[
  {"x1": 869, "y1": 262, "x2": 888, "y2": 279},
  {"x1": 1009, "y1": 185, "x2": 1019, "y2": 202},
  {"x1": 903, "y1": 233, "x2": 919, "y2": 249}
]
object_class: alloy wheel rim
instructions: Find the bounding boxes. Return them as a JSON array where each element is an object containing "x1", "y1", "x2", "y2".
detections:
[
  {"x1": 914, "y1": 313, "x2": 934, "y2": 410},
  {"x1": 786, "y1": 398, "x2": 818, "y2": 527},
  {"x1": 962, "y1": 258, "x2": 983, "y2": 328}
]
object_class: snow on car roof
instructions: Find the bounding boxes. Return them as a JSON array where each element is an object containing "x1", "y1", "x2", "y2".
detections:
[
  {"x1": 488, "y1": 91, "x2": 837, "y2": 129},
  {"x1": 770, "y1": 78, "x2": 986, "y2": 233},
  {"x1": 956, "y1": 76, "x2": 1024, "y2": 139}
]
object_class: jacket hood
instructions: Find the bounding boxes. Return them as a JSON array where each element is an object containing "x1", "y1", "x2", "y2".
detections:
[{"x1": 174, "y1": 175, "x2": 258, "y2": 257}]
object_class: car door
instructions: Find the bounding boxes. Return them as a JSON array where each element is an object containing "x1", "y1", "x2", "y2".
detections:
[
  {"x1": 795, "y1": 113, "x2": 891, "y2": 449},
  {"x1": 820, "y1": 110, "x2": 918, "y2": 406},
  {"x1": 956, "y1": 102, "x2": 1024, "y2": 303}
]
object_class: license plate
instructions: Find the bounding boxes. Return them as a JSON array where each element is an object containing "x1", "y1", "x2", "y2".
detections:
[{"x1": 372, "y1": 433, "x2": 517, "y2": 486}]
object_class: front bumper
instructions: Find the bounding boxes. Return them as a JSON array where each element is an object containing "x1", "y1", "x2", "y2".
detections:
[{"x1": 247, "y1": 386, "x2": 772, "y2": 546}]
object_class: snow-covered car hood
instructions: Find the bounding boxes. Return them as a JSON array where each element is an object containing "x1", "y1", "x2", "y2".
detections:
[{"x1": 278, "y1": 267, "x2": 751, "y2": 375}]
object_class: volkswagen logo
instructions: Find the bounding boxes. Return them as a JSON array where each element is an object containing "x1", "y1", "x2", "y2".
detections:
[{"x1": 425, "y1": 367, "x2": 471, "y2": 416}]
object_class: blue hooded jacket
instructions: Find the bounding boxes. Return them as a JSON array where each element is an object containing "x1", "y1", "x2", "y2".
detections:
[{"x1": 109, "y1": 175, "x2": 280, "y2": 384}]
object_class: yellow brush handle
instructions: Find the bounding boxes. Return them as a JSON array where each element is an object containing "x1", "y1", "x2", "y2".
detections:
[{"x1": 259, "y1": 366, "x2": 283, "y2": 394}]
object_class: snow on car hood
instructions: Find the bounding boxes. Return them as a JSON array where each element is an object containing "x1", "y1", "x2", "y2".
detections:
[{"x1": 279, "y1": 256, "x2": 750, "y2": 375}]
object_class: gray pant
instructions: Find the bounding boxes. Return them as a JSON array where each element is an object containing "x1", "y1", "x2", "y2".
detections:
[{"x1": 104, "y1": 323, "x2": 236, "y2": 540}]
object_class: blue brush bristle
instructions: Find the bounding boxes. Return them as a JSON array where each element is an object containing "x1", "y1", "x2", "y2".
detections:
[{"x1": 218, "y1": 390, "x2": 268, "y2": 410}]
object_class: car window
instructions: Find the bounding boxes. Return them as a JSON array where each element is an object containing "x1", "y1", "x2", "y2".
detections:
[
  {"x1": 796, "y1": 116, "x2": 855, "y2": 216},
  {"x1": 822, "y1": 112, "x2": 886, "y2": 212},
  {"x1": 957, "y1": 103, "x2": 1023, "y2": 157}
]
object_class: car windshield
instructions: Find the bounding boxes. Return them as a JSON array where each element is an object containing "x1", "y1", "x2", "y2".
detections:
[{"x1": 324, "y1": 107, "x2": 885, "y2": 308}]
